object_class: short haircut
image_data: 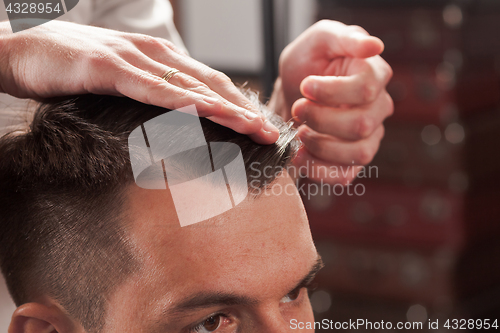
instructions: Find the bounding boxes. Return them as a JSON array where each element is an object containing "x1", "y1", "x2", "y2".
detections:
[{"x1": 0, "y1": 92, "x2": 299, "y2": 332}]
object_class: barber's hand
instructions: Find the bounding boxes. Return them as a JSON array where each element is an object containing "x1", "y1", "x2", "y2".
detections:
[
  {"x1": 0, "y1": 20, "x2": 279, "y2": 144},
  {"x1": 271, "y1": 20, "x2": 393, "y2": 184}
]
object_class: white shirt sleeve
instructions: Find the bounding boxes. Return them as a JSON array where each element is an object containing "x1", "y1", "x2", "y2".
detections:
[
  {"x1": 90, "y1": 0, "x2": 186, "y2": 51},
  {"x1": 0, "y1": 0, "x2": 186, "y2": 137}
]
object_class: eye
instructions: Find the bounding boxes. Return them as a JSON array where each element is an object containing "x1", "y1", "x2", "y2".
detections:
[
  {"x1": 280, "y1": 287, "x2": 303, "y2": 304},
  {"x1": 192, "y1": 314, "x2": 223, "y2": 333}
]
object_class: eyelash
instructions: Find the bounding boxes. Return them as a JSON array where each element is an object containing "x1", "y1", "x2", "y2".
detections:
[
  {"x1": 188, "y1": 284, "x2": 316, "y2": 333},
  {"x1": 283, "y1": 286, "x2": 307, "y2": 305},
  {"x1": 295, "y1": 281, "x2": 316, "y2": 297},
  {"x1": 189, "y1": 311, "x2": 231, "y2": 333}
]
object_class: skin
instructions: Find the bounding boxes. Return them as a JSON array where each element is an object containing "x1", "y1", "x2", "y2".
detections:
[
  {"x1": 0, "y1": 20, "x2": 278, "y2": 144},
  {"x1": 270, "y1": 20, "x2": 394, "y2": 184},
  {"x1": 9, "y1": 172, "x2": 320, "y2": 333},
  {"x1": 0, "y1": 19, "x2": 393, "y2": 182}
]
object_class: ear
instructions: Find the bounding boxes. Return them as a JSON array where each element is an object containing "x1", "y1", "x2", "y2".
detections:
[{"x1": 8, "y1": 302, "x2": 82, "y2": 333}]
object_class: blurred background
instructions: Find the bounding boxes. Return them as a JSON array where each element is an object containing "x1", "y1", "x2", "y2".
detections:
[
  {"x1": 1, "y1": 0, "x2": 500, "y2": 330},
  {"x1": 304, "y1": 1, "x2": 500, "y2": 331},
  {"x1": 174, "y1": 0, "x2": 500, "y2": 330}
]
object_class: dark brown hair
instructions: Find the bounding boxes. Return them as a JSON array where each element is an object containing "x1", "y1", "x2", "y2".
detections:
[{"x1": 0, "y1": 92, "x2": 298, "y2": 332}]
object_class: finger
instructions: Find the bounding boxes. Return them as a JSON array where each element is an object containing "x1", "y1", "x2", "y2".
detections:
[
  {"x1": 292, "y1": 91, "x2": 394, "y2": 140},
  {"x1": 297, "y1": 124, "x2": 385, "y2": 165},
  {"x1": 312, "y1": 20, "x2": 384, "y2": 59},
  {"x1": 130, "y1": 39, "x2": 276, "y2": 122},
  {"x1": 111, "y1": 54, "x2": 279, "y2": 144},
  {"x1": 300, "y1": 56, "x2": 392, "y2": 106},
  {"x1": 301, "y1": 74, "x2": 378, "y2": 106},
  {"x1": 166, "y1": 72, "x2": 268, "y2": 133},
  {"x1": 341, "y1": 27, "x2": 385, "y2": 59},
  {"x1": 120, "y1": 53, "x2": 245, "y2": 115},
  {"x1": 127, "y1": 39, "x2": 280, "y2": 141},
  {"x1": 157, "y1": 37, "x2": 189, "y2": 56},
  {"x1": 165, "y1": 70, "x2": 280, "y2": 144},
  {"x1": 168, "y1": 73, "x2": 280, "y2": 143},
  {"x1": 173, "y1": 59, "x2": 265, "y2": 120},
  {"x1": 127, "y1": 34, "x2": 187, "y2": 58},
  {"x1": 110, "y1": 65, "x2": 271, "y2": 140},
  {"x1": 291, "y1": 148, "x2": 363, "y2": 185}
]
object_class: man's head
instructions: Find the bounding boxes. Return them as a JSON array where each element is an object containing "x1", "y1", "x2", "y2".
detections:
[{"x1": 0, "y1": 93, "x2": 320, "y2": 333}]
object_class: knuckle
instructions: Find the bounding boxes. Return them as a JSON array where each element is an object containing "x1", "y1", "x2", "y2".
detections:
[
  {"x1": 357, "y1": 144, "x2": 375, "y2": 165},
  {"x1": 196, "y1": 81, "x2": 210, "y2": 90},
  {"x1": 385, "y1": 63, "x2": 394, "y2": 81},
  {"x1": 315, "y1": 19, "x2": 330, "y2": 29},
  {"x1": 312, "y1": 19, "x2": 328, "y2": 30},
  {"x1": 159, "y1": 38, "x2": 176, "y2": 50},
  {"x1": 361, "y1": 82, "x2": 378, "y2": 104},
  {"x1": 349, "y1": 25, "x2": 369, "y2": 35},
  {"x1": 142, "y1": 36, "x2": 164, "y2": 49},
  {"x1": 176, "y1": 88, "x2": 192, "y2": 99},
  {"x1": 355, "y1": 115, "x2": 374, "y2": 139},
  {"x1": 87, "y1": 50, "x2": 113, "y2": 69},
  {"x1": 315, "y1": 19, "x2": 344, "y2": 29},
  {"x1": 207, "y1": 70, "x2": 232, "y2": 85},
  {"x1": 190, "y1": 84, "x2": 211, "y2": 95},
  {"x1": 385, "y1": 92, "x2": 395, "y2": 116},
  {"x1": 135, "y1": 72, "x2": 156, "y2": 90},
  {"x1": 179, "y1": 73, "x2": 203, "y2": 87},
  {"x1": 133, "y1": 35, "x2": 170, "y2": 52}
]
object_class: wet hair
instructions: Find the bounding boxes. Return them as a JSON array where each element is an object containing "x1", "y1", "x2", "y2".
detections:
[{"x1": 0, "y1": 91, "x2": 299, "y2": 332}]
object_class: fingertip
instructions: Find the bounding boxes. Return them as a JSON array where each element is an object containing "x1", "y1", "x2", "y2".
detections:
[
  {"x1": 373, "y1": 36, "x2": 385, "y2": 54},
  {"x1": 354, "y1": 35, "x2": 385, "y2": 58},
  {"x1": 366, "y1": 36, "x2": 385, "y2": 56},
  {"x1": 245, "y1": 117, "x2": 280, "y2": 144},
  {"x1": 300, "y1": 75, "x2": 332, "y2": 101},
  {"x1": 300, "y1": 76, "x2": 317, "y2": 100},
  {"x1": 291, "y1": 98, "x2": 309, "y2": 124},
  {"x1": 297, "y1": 124, "x2": 313, "y2": 139},
  {"x1": 248, "y1": 126, "x2": 280, "y2": 145},
  {"x1": 263, "y1": 120, "x2": 280, "y2": 142}
]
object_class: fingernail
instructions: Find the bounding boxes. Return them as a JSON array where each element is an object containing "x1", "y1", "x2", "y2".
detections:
[
  {"x1": 302, "y1": 80, "x2": 316, "y2": 98},
  {"x1": 299, "y1": 126, "x2": 313, "y2": 140},
  {"x1": 204, "y1": 97, "x2": 219, "y2": 105},
  {"x1": 294, "y1": 106, "x2": 306, "y2": 122},
  {"x1": 244, "y1": 110, "x2": 259, "y2": 120},
  {"x1": 263, "y1": 120, "x2": 278, "y2": 133}
]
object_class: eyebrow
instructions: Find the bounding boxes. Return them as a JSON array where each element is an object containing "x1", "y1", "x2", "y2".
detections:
[
  {"x1": 288, "y1": 255, "x2": 324, "y2": 293},
  {"x1": 165, "y1": 254, "x2": 324, "y2": 318}
]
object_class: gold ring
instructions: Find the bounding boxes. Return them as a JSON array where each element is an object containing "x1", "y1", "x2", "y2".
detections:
[{"x1": 161, "y1": 68, "x2": 180, "y2": 83}]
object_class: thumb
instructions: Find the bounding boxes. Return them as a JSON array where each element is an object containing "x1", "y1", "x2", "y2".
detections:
[
  {"x1": 308, "y1": 21, "x2": 384, "y2": 59},
  {"x1": 340, "y1": 32, "x2": 384, "y2": 59}
]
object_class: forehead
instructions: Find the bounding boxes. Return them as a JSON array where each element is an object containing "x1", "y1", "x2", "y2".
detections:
[{"x1": 112, "y1": 173, "x2": 316, "y2": 326}]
